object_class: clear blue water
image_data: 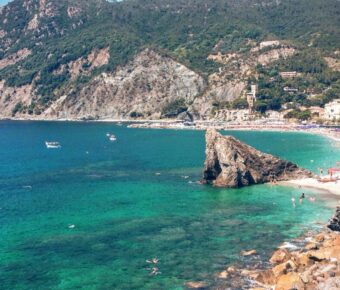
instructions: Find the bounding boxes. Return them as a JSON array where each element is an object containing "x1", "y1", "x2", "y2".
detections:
[{"x1": 0, "y1": 121, "x2": 339, "y2": 290}]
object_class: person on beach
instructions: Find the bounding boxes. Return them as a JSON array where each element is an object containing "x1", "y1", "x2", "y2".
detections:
[{"x1": 319, "y1": 168, "x2": 323, "y2": 176}]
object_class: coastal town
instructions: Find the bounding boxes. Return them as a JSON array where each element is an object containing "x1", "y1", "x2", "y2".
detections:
[{"x1": 128, "y1": 85, "x2": 340, "y2": 143}]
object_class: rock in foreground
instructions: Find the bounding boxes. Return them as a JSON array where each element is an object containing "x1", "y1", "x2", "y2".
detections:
[
  {"x1": 328, "y1": 206, "x2": 340, "y2": 232},
  {"x1": 202, "y1": 129, "x2": 312, "y2": 188}
]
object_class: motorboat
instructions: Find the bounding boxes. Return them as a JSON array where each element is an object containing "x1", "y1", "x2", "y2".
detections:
[
  {"x1": 108, "y1": 134, "x2": 117, "y2": 141},
  {"x1": 45, "y1": 141, "x2": 61, "y2": 148}
]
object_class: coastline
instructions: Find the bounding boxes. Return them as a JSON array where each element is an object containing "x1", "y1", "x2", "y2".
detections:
[
  {"x1": 281, "y1": 178, "x2": 340, "y2": 197},
  {"x1": 204, "y1": 225, "x2": 340, "y2": 290},
  {"x1": 2, "y1": 117, "x2": 339, "y2": 144}
]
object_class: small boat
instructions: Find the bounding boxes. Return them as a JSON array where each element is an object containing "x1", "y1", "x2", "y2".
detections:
[
  {"x1": 108, "y1": 134, "x2": 117, "y2": 141},
  {"x1": 45, "y1": 141, "x2": 61, "y2": 149}
]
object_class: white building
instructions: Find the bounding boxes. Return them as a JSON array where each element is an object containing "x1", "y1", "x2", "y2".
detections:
[
  {"x1": 259, "y1": 40, "x2": 280, "y2": 49},
  {"x1": 283, "y1": 86, "x2": 298, "y2": 93},
  {"x1": 324, "y1": 99, "x2": 340, "y2": 121}
]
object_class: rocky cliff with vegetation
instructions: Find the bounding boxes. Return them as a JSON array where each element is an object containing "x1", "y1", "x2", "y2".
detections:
[
  {"x1": 0, "y1": 0, "x2": 340, "y2": 120},
  {"x1": 202, "y1": 129, "x2": 312, "y2": 187}
]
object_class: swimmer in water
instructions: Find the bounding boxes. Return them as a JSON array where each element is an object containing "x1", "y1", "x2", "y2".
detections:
[
  {"x1": 299, "y1": 192, "x2": 305, "y2": 204},
  {"x1": 149, "y1": 267, "x2": 160, "y2": 276},
  {"x1": 146, "y1": 258, "x2": 159, "y2": 264},
  {"x1": 291, "y1": 197, "x2": 296, "y2": 207}
]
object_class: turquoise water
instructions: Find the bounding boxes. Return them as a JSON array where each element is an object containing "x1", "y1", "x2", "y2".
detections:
[{"x1": 0, "y1": 121, "x2": 339, "y2": 290}]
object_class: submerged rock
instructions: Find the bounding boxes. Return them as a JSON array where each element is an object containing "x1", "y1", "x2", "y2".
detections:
[
  {"x1": 241, "y1": 249, "x2": 257, "y2": 256},
  {"x1": 202, "y1": 129, "x2": 312, "y2": 188},
  {"x1": 185, "y1": 281, "x2": 208, "y2": 289},
  {"x1": 328, "y1": 206, "x2": 340, "y2": 232}
]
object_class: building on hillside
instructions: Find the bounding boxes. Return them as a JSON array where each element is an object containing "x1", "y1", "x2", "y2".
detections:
[
  {"x1": 283, "y1": 86, "x2": 298, "y2": 93},
  {"x1": 246, "y1": 85, "x2": 257, "y2": 113},
  {"x1": 259, "y1": 41, "x2": 280, "y2": 49},
  {"x1": 324, "y1": 99, "x2": 340, "y2": 121},
  {"x1": 280, "y1": 71, "x2": 298, "y2": 78}
]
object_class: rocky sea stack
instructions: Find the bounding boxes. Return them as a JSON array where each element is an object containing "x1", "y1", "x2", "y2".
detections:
[{"x1": 202, "y1": 129, "x2": 313, "y2": 188}]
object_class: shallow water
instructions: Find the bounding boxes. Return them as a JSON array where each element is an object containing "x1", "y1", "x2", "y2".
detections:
[{"x1": 0, "y1": 121, "x2": 339, "y2": 290}]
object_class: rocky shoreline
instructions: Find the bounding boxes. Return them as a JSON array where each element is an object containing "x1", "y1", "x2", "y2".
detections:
[
  {"x1": 242, "y1": 229, "x2": 339, "y2": 290},
  {"x1": 185, "y1": 208, "x2": 340, "y2": 290},
  {"x1": 184, "y1": 130, "x2": 340, "y2": 289}
]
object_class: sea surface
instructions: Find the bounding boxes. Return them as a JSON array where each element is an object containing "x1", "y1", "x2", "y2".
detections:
[{"x1": 0, "y1": 121, "x2": 339, "y2": 290}]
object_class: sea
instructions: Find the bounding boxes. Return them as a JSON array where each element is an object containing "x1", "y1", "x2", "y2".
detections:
[{"x1": 0, "y1": 121, "x2": 339, "y2": 290}]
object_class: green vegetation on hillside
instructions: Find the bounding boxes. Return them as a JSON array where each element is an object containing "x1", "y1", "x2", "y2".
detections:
[
  {"x1": 249, "y1": 49, "x2": 340, "y2": 114},
  {"x1": 0, "y1": 0, "x2": 340, "y2": 113}
]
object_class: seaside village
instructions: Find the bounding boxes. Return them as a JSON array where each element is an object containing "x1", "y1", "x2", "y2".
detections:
[
  {"x1": 214, "y1": 84, "x2": 340, "y2": 126},
  {"x1": 130, "y1": 79, "x2": 340, "y2": 142}
]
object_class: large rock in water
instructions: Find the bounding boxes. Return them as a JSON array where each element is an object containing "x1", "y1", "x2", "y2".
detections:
[
  {"x1": 328, "y1": 207, "x2": 340, "y2": 232},
  {"x1": 202, "y1": 129, "x2": 312, "y2": 188}
]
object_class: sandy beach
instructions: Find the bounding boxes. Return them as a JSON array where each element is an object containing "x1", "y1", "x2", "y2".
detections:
[
  {"x1": 126, "y1": 120, "x2": 340, "y2": 145},
  {"x1": 282, "y1": 177, "x2": 340, "y2": 196}
]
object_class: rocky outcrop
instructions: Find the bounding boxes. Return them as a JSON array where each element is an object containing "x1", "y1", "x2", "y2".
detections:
[
  {"x1": 212, "y1": 222, "x2": 340, "y2": 290},
  {"x1": 328, "y1": 206, "x2": 340, "y2": 232},
  {"x1": 250, "y1": 230, "x2": 340, "y2": 290},
  {"x1": 44, "y1": 49, "x2": 205, "y2": 120},
  {"x1": 0, "y1": 48, "x2": 31, "y2": 70},
  {"x1": 256, "y1": 47, "x2": 296, "y2": 66},
  {"x1": 202, "y1": 129, "x2": 312, "y2": 187},
  {"x1": 0, "y1": 80, "x2": 34, "y2": 117},
  {"x1": 53, "y1": 47, "x2": 110, "y2": 79},
  {"x1": 192, "y1": 43, "x2": 296, "y2": 120},
  {"x1": 325, "y1": 57, "x2": 340, "y2": 72}
]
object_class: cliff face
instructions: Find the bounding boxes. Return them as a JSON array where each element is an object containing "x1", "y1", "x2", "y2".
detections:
[
  {"x1": 42, "y1": 49, "x2": 206, "y2": 120},
  {"x1": 203, "y1": 129, "x2": 312, "y2": 188}
]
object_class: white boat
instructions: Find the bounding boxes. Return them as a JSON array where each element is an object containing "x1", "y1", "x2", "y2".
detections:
[
  {"x1": 45, "y1": 141, "x2": 61, "y2": 148},
  {"x1": 109, "y1": 134, "x2": 117, "y2": 141}
]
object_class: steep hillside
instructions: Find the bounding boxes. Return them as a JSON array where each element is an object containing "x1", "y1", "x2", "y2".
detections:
[
  {"x1": 0, "y1": 0, "x2": 339, "y2": 120},
  {"x1": 42, "y1": 49, "x2": 205, "y2": 120}
]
